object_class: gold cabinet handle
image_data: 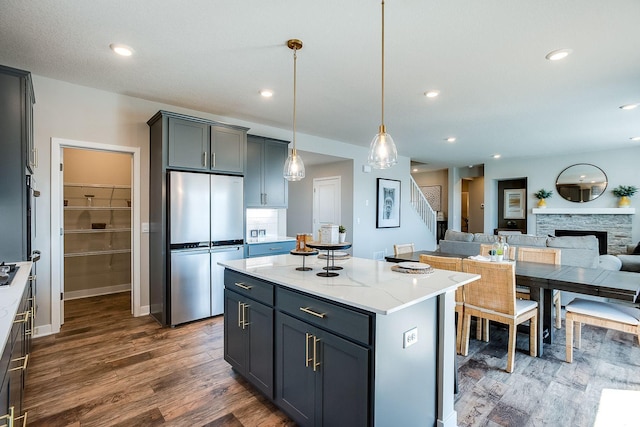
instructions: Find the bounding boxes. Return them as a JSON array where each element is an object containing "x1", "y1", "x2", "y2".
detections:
[
  {"x1": 15, "y1": 410, "x2": 28, "y2": 427},
  {"x1": 203, "y1": 151, "x2": 208, "y2": 167},
  {"x1": 313, "y1": 336, "x2": 321, "y2": 372},
  {"x1": 241, "y1": 303, "x2": 249, "y2": 330},
  {"x1": 305, "y1": 332, "x2": 313, "y2": 368},
  {"x1": 238, "y1": 301, "x2": 244, "y2": 328},
  {"x1": 0, "y1": 406, "x2": 14, "y2": 427},
  {"x1": 14, "y1": 310, "x2": 30, "y2": 324},
  {"x1": 9, "y1": 354, "x2": 29, "y2": 372},
  {"x1": 300, "y1": 307, "x2": 326, "y2": 319},
  {"x1": 234, "y1": 282, "x2": 252, "y2": 290}
]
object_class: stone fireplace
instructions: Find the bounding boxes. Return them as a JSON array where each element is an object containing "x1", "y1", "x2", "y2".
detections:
[{"x1": 533, "y1": 208, "x2": 634, "y2": 255}]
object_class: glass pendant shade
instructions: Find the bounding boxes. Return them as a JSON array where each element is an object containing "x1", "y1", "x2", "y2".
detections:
[
  {"x1": 368, "y1": 125, "x2": 398, "y2": 169},
  {"x1": 283, "y1": 149, "x2": 305, "y2": 181}
]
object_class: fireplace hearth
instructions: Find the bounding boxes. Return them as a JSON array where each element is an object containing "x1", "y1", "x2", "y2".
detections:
[{"x1": 555, "y1": 229, "x2": 608, "y2": 255}]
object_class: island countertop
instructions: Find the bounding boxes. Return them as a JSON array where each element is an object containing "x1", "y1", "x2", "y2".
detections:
[
  {"x1": 219, "y1": 254, "x2": 479, "y2": 315},
  {"x1": 0, "y1": 261, "x2": 32, "y2": 353}
]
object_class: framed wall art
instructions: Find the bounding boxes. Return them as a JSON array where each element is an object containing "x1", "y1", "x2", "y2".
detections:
[
  {"x1": 504, "y1": 189, "x2": 525, "y2": 219},
  {"x1": 377, "y1": 178, "x2": 401, "y2": 228},
  {"x1": 420, "y1": 185, "x2": 441, "y2": 211}
]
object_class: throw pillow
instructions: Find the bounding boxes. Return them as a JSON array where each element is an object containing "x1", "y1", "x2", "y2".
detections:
[{"x1": 633, "y1": 242, "x2": 640, "y2": 255}]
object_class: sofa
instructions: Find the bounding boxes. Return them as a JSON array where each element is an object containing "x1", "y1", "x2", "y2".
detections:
[
  {"x1": 438, "y1": 230, "x2": 622, "y2": 271},
  {"x1": 616, "y1": 243, "x2": 640, "y2": 272}
]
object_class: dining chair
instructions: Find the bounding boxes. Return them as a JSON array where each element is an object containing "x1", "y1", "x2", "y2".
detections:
[
  {"x1": 420, "y1": 254, "x2": 464, "y2": 354},
  {"x1": 393, "y1": 243, "x2": 415, "y2": 256},
  {"x1": 479, "y1": 243, "x2": 516, "y2": 261},
  {"x1": 516, "y1": 247, "x2": 562, "y2": 329},
  {"x1": 461, "y1": 258, "x2": 538, "y2": 373},
  {"x1": 565, "y1": 298, "x2": 640, "y2": 363}
]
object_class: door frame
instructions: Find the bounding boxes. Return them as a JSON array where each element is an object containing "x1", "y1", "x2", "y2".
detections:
[
  {"x1": 50, "y1": 137, "x2": 141, "y2": 333},
  {"x1": 312, "y1": 176, "x2": 342, "y2": 232}
]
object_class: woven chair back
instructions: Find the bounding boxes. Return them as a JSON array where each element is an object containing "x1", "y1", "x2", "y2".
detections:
[
  {"x1": 516, "y1": 247, "x2": 561, "y2": 265},
  {"x1": 462, "y1": 259, "x2": 516, "y2": 316},
  {"x1": 393, "y1": 243, "x2": 415, "y2": 256},
  {"x1": 420, "y1": 254, "x2": 463, "y2": 302},
  {"x1": 479, "y1": 243, "x2": 516, "y2": 260}
]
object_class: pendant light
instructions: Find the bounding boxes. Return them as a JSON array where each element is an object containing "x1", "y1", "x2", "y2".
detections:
[
  {"x1": 367, "y1": 0, "x2": 398, "y2": 169},
  {"x1": 283, "y1": 39, "x2": 306, "y2": 181}
]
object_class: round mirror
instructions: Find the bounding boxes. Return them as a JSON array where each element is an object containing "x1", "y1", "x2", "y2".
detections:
[{"x1": 556, "y1": 163, "x2": 607, "y2": 203}]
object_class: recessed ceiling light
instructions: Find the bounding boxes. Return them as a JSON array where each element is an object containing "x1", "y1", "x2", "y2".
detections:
[
  {"x1": 109, "y1": 43, "x2": 134, "y2": 57},
  {"x1": 445, "y1": 137, "x2": 456, "y2": 143},
  {"x1": 545, "y1": 48, "x2": 572, "y2": 61},
  {"x1": 424, "y1": 90, "x2": 440, "y2": 98},
  {"x1": 630, "y1": 136, "x2": 640, "y2": 141},
  {"x1": 619, "y1": 103, "x2": 639, "y2": 110},
  {"x1": 412, "y1": 168, "x2": 418, "y2": 172},
  {"x1": 260, "y1": 89, "x2": 273, "y2": 98},
  {"x1": 492, "y1": 154, "x2": 501, "y2": 159}
]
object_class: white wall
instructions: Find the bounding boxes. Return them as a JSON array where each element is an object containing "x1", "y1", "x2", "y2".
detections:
[
  {"x1": 484, "y1": 147, "x2": 640, "y2": 242},
  {"x1": 31, "y1": 75, "x2": 431, "y2": 334}
]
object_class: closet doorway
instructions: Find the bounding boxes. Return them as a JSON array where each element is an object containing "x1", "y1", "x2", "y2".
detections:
[
  {"x1": 62, "y1": 148, "x2": 132, "y2": 322},
  {"x1": 51, "y1": 138, "x2": 141, "y2": 333}
]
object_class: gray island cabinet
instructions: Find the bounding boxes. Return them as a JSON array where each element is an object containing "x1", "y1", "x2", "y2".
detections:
[{"x1": 221, "y1": 255, "x2": 480, "y2": 427}]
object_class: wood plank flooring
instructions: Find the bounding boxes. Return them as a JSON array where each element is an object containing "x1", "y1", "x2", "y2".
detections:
[{"x1": 24, "y1": 293, "x2": 640, "y2": 426}]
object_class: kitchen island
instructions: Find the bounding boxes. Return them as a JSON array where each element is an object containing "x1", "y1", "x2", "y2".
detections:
[{"x1": 219, "y1": 255, "x2": 479, "y2": 427}]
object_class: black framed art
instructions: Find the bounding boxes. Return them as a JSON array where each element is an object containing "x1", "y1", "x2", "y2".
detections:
[{"x1": 377, "y1": 178, "x2": 401, "y2": 228}]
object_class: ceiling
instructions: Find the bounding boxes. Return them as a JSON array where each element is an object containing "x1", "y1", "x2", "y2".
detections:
[{"x1": 1, "y1": 0, "x2": 639, "y2": 170}]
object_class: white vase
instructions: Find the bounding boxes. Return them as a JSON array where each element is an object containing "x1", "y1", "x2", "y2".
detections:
[{"x1": 339, "y1": 233, "x2": 346, "y2": 243}]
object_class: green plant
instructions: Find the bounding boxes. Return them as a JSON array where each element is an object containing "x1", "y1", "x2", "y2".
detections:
[
  {"x1": 338, "y1": 225, "x2": 346, "y2": 234},
  {"x1": 612, "y1": 185, "x2": 638, "y2": 197},
  {"x1": 534, "y1": 189, "x2": 553, "y2": 200}
]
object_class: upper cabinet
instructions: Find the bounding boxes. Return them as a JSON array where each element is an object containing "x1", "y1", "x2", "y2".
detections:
[
  {"x1": 245, "y1": 135, "x2": 289, "y2": 208},
  {"x1": 0, "y1": 65, "x2": 34, "y2": 261},
  {"x1": 163, "y1": 113, "x2": 247, "y2": 174}
]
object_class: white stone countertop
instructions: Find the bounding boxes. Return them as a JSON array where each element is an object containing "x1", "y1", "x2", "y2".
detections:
[
  {"x1": 0, "y1": 261, "x2": 32, "y2": 353},
  {"x1": 219, "y1": 255, "x2": 479, "y2": 315},
  {"x1": 246, "y1": 236, "x2": 296, "y2": 244}
]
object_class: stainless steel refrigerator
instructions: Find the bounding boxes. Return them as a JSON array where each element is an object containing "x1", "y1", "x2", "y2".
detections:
[{"x1": 168, "y1": 171, "x2": 244, "y2": 325}]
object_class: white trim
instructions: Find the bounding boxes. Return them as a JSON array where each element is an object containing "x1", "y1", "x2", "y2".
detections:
[
  {"x1": 532, "y1": 208, "x2": 635, "y2": 215},
  {"x1": 64, "y1": 284, "x2": 131, "y2": 301},
  {"x1": 50, "y1": 137, "x2": 142, "y2": 334}
]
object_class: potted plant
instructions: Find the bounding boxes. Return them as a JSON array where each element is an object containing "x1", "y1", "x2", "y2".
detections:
[
  {"x1": 338, "y1": 225, "x2": 346, "y2": 243},
  {"x1": 612, "y1": 185, "x2": 637, "y2": 207},
  {"x1": 534, "y1": 189, "x2": 553, "y2": 208}
]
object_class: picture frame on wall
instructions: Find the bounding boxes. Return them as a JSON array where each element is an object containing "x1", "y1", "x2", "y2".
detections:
[
  {"x1": 377, "y1": 178, "x2": 401, "y2": 228},
  {"x1": 504, "y1": 189, "x2": 526, "y2": 219}
]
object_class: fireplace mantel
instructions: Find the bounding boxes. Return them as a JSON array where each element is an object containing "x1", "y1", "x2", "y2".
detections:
[{"x1": 532, "y1": 208, "x2": 635, "y2": 215}]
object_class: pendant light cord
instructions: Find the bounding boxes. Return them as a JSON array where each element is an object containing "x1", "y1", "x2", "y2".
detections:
[
  {"x1": 292, "y1": 46, "x2": 298, "y2": 156},
  {"x1": 381, "y1": 0, "x2": 385, "y2": 131}
]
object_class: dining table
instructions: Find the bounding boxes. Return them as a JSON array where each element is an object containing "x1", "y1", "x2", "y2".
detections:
[{"x1": 386, "y1": 250, "x2": 640, "y2": 356}]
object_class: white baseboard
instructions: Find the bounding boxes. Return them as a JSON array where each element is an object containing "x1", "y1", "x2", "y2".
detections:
[
  {"x1": 138, "y1": 305, "x2": 150, "y2": 316},
  {"x1": 33, "y1": 324, "x2": 54, "y2": 338},
  {"x1": 64, "y1": 284, "x2": 131, "y2": 300}
]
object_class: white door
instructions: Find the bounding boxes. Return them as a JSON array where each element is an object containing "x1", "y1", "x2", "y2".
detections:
[{"x1": 312, "y1": 176, "x2": 341, "y2": 237}]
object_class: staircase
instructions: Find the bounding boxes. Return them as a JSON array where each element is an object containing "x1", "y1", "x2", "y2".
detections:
[{"x1": 409, "y1": 176, "x2": 437, "y2": 240}]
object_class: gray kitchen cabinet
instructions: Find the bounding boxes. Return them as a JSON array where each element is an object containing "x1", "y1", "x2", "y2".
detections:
[
  {"x1": 0, "y1": 270, "x2": 32, "y2": 426},
  {"x1": 223, "y1": 271, "x2": 274, "y2": 398},
  {"x1": 275, "y1": 312, "x2": 369, "y2": 427},
  {"x1": 0, "y1": 65, "x2": 35, "y2": 262},
  {"x1": 245, "y1": 135, "x2": 289, "y2": 207},
  {"x1": 166, "y1": 114, "x2": 246, "y2": 174},
  {"x1": 223, "y1": 269, "x2": 371, "y2": 427}
]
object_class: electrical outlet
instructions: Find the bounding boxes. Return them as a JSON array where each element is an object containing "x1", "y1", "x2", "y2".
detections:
[{"x1": 403, "y1": 327, "x2": 418, "y2": 348}]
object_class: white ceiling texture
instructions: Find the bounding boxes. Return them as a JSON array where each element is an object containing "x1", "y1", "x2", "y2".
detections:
[{"x1": 1, "y1": 0, "x2": 639, "y2": 170}]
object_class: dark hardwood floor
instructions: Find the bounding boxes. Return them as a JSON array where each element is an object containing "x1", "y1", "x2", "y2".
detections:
[{"x1": 24, "y1": 293, "x2": 640, "y2": 426}]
